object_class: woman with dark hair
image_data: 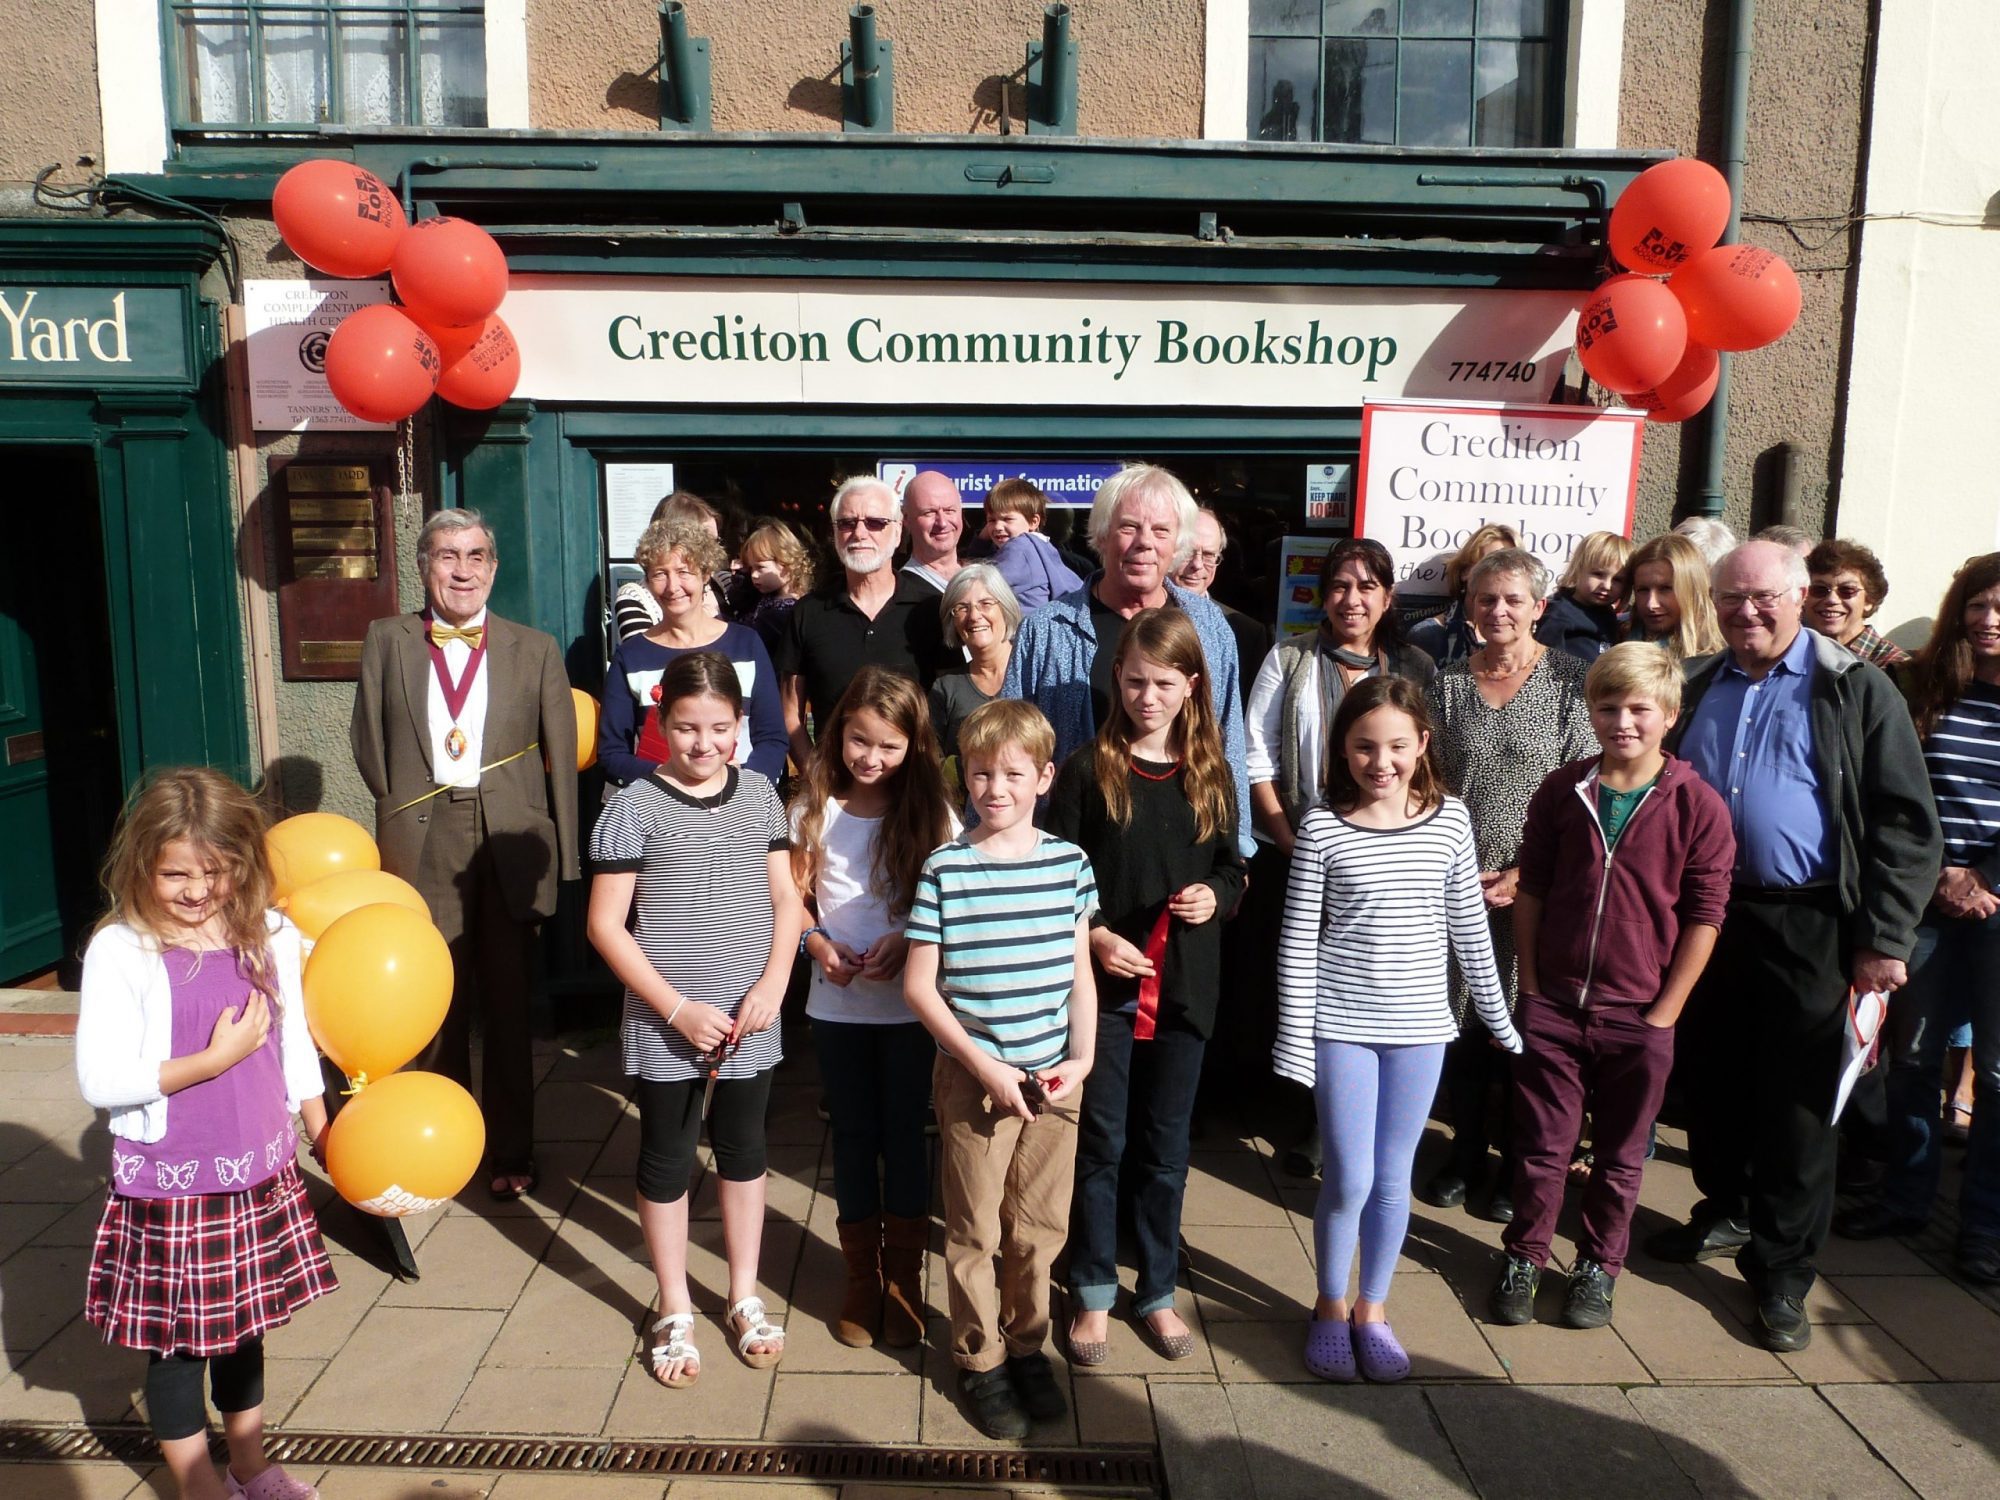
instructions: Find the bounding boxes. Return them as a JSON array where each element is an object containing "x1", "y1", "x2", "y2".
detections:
[
  {"x1": 1806, "y1": 539, "x2": 1908, "y2": 666},
  {"x1": 1836, "y1": 552, "x2": 2000, "y2": 1284}
]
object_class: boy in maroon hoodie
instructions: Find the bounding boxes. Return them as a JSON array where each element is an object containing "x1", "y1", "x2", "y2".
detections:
[{"x1": 1490, "y1": 643, "x2": 1735, "y2": 1330}]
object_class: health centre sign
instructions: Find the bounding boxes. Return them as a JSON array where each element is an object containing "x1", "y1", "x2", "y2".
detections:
[
  {"x1": 1356, "y1": 400, "x2": 1644, "y2": 592},
  {"x1": 496, "y1": 275, "x2": 1582, "y2": 409}
]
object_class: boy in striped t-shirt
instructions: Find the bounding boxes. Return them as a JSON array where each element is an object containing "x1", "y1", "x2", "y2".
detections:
[{"x1": 905, "y1": 699, "x2": 1097, "y2": 1440}]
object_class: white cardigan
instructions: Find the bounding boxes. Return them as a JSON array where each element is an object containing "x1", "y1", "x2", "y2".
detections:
[{"x1": 75, "y1": 912, "x2": 325, "y2": 1144}]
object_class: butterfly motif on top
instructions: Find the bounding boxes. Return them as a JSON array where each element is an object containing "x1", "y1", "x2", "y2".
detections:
[
  {"x1": 214, "y1": 1152, "x2": 256, "y2": 1187},
  {"x1": 264, "y1": 1127, "x2": 296, "y2": 1172},
  {"x1": 111, "y1": 1150, "x2": 145, "y2": 1187},
  {"x1": 156, "y1": 1160, "x2": 200, "y2": 1192}
]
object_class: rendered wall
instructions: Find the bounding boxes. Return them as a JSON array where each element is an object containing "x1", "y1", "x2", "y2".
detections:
[
  {"x1": 0, "y1": 0, "x2": 100, "y2": 182},
  {"x1": 527, "y1": 0, "x2": 1204, "y2": 137}
]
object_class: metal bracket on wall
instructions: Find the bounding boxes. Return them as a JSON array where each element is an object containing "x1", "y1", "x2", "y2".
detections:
[
  {"x1": 842, "y1": 6, "x2": 894, "y2": 134},
  {"x1": 659, "y1": 2, "x2": 713, "y2": 133},
  {"x1": 1025, "y1": 4, "x2": 1078, "y2": 136},
  {"x1": 964, "y1": 162, "x2": 1056, "y2": 187}
]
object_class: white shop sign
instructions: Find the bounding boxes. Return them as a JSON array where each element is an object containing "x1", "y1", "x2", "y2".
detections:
[
  {"x1": 498, "y1": 275, "x2": 1581, "y2": 409},
  {"x1": 1355, "y1": 400, "x2": 1644, "y2": 591},
  {"x1": 243, "y1": 278, "x2": 393, "y2": 431}
]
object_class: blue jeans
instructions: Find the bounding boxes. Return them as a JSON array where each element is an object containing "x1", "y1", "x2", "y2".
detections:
[
  {"x1": 1881, "y1": 911, "x2": 2000, "y2": 1240},
  {"x1": 1069, "y1": 1009, "x2": 1205, "y2": 1317},
  {"x1": 812, "y1": 1019, "x2": 935, "y2": 1223}
]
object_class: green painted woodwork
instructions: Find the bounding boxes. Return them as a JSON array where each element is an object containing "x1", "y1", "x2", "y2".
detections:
[{"x1": 0, "y1": 285, "x2": 198, "y2": 387}]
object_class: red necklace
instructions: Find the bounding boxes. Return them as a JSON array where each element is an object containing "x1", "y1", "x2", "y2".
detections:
[{"x1": 1129, "y1": 756, "x2": 1183, "y2": 781}]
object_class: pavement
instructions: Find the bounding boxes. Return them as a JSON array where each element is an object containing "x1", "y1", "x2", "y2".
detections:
[{"x1": 3, "y1": 1022, "x2": 1999, "y2": 1499}]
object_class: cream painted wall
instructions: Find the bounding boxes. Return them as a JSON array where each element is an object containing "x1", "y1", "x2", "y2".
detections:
[
  {"x1": 1838, "y1": 2, "x2": 2000, "y2": 644},
  {"x1": 0, "y1": 0, "x2": 100, "y2": 182}
]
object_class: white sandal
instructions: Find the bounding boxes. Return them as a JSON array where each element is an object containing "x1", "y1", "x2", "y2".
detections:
[
  {"x1": 727, "y1": 1295, "x2": 786, "y2": 1369},
  {"x1": 649, "y1": 1311, "x2": 700, "y2": 1388}
]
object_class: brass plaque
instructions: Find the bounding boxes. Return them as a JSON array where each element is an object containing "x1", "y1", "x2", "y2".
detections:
[
  {"x1": 299, "y1": 640, "x2": 366, "y2": 665},
  {"x1": 295, "y1": 555, "x2": 378, "y2": 581},
  {"x1": 291, "y1": 524, "x2": 377, "y2": 550},
  {"x1": 289, "y1": 497, "x2": 373, "y2": 522},
  {"x1": 5, "y1": 730, "x2": 44, "y2": 765},
  {"x1": 286, "y1": 465, "x2": 372, "y2": 494}
]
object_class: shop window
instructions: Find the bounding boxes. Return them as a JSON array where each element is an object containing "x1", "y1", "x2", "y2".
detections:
[
  {"x1": 166, "y1": 2, "x2": 487, "y2": 131},
  {"x1": 1248, "y1": 1, "x2": 1561, "y2": 148}
]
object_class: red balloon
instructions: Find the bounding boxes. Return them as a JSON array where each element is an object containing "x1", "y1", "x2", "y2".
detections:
[
  {"x1": 436, "y1": 316, "x2": 522, "y2": 410},
  {"x1": 1623, "y1": 341, "x2": 1720, "y2": 424},
  {"x1": 1669, "y1": 244, "x2": 1802, "y2": 352},
  {"x1": 1608, "y1": 159, "x2": 1732, "y2": 274},
  {"x1": 391, "y1": 217, "x2": 509, "y2": 329},
  {"x1": 324, "y1": 305, "x2": 441, "y2": 424},
  {"x1": 1574, "y1": 273, "x2": 1689, "y2": 395},
  {"x1": 412, "y1": 314, "x2": 482, "y2": 370},
  {"x1": 273, "y1": 160, "x2": 407, "y2": 279}
]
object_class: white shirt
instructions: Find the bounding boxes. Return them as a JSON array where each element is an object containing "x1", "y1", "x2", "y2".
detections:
[
  {"x1": 1246, "y1": 645, "x2": 1321, "y2": 809},
  {"x1": 798, "y1": 798, "x2": 960, "y2": 1025},
  {"x1": 426, "y1": 608, "x2": 490, "y2": 788}
]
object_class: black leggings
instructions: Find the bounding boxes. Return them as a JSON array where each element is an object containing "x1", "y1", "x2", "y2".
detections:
[
  {"x1": 636, "y1": 1070, "x2": 774, "y2": 1203},
  {"x1": 146, "y1": 1338, "x2": 264, "y2": 1442}
]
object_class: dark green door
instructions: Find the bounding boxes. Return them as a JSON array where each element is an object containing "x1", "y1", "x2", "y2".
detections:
[{"x1": 0, "y1": 446, "x2": 123, "y2": 983}]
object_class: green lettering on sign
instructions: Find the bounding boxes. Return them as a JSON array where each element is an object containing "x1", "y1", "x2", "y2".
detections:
[{"x1": 0, "y1": 285, "x2": 192, "y2": 387}]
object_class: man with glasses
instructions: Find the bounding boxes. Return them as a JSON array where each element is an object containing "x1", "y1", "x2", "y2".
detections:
[
  {"x1": 1645, "y1": 540, "x2": 1939, "y2": 1353},
  {"x1": 776, "y1": 476, "x2": 950, "y2": 767},
  {"x1": 1174, "y1": 506, "x2": 1271, "y2": 713}
]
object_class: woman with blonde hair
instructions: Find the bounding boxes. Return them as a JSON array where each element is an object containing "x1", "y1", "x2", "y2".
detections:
[
  {"x1": 1626, "y1": 533, "x2": 1725, "y2": 659},
  {"x1": 1410, "y1": 524, "x2": 1522, "y2": 666}
]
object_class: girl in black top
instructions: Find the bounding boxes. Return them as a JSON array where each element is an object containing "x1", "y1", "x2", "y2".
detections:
[{"x1": 1048, "y1": 608, "x2": 1246, "y2": 1365}]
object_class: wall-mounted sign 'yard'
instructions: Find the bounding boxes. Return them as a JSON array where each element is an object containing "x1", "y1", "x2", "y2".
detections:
[
  {"x1": 1355, "y1": 401, "x2": 1644, "y2": 593},
  {"x1": 0, "y1": 284, "x2": 191, "y2": 387},
  {"x1": 244, "y1": 279, "x2": 394, "y2": 431},
  {"x1": 499, "y1": 275, "x2": 1582, "y2": 409}
]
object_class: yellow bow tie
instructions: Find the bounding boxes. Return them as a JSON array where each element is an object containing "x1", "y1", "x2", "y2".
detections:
[{"x1": 429, "y1": 622, "x2": 484, "y2": 649}]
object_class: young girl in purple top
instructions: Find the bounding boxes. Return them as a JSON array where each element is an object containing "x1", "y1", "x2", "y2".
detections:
[{"x1": 76, "y1": 769, "x2": 336, "y2": 1500}]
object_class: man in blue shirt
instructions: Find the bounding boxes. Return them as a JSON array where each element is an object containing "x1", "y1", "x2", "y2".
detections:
[{"x1": 1647, "y1": 541, "x2": 1940, "y2": 1354}]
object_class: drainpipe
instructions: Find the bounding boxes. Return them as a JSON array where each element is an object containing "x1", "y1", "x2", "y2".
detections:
[{"x1": 1692, "y1": 0, "x2": 1754, "y2": 518}]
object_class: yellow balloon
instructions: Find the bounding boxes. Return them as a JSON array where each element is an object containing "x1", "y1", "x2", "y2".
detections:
[
  {"x1": 304, "y1": 903, "x2": 452, "y2": 1081},
  {"x1": 326, "y1": 1070, "x2": 485, "y2": 1217},
  {"x1": 573, "y1": 688, "x2": 600, "y2": 771},
  {"x1": 285, "y1": 869, "x2": 430, "y2": 942},
  {"x1": 268, "y1": 813, "x2": 379, "y2": 903}
]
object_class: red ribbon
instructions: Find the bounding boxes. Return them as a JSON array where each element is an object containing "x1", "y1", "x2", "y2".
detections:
[
  {"x1": 1134, "y1": 906, "x2": 1171, "y2": 1041},
  {"x1": 425, "y1": 624, "x2": 486, "y2": 724}
]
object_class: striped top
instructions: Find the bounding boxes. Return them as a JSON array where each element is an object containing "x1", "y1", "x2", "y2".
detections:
[
  {"x1": 905, "y1": 833, "x2": 1098, "y2": 1071},
  {"x1": 1274, "y1": 796, "x2": 1521, "y2": 1087},
  {"x1": 588, "y1": 768, "x2": 792, "y2": 1082},
  {"x1": 1924, "y1": 683, "x2": 2000, "y2": 868}
]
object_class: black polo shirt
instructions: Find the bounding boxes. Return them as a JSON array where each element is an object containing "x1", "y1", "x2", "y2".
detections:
[{"x1": 774, "y1": 570, "x2": 949, "y2": 733}]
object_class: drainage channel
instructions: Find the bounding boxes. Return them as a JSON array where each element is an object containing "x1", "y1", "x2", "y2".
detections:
[{"x1": 0, "y1": 1424, "x2": 1161, "y2": 1493}]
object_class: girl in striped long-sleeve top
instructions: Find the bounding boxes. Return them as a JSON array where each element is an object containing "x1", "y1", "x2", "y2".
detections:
[{"x1": 1275, "y1": 676, "x2": 1521, "y2": 1384}]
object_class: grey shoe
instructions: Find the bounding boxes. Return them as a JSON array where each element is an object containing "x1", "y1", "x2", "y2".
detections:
[
  {"x1": 1488, "y1": 1254, "x2": 1540, "y2": 1326},
  {"x1": 1562, "y1": 1259, "x2": 1616, "y2": 1329}
]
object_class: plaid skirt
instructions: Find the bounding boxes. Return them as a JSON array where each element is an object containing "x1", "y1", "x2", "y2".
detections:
[{"x1": 84, "y1": 1162, "x2": 338, "y2": 1357}]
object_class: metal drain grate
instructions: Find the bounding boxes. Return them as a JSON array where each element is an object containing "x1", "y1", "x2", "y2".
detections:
[{"x1": 1, "y1": 1424, "x2": 1160, "y2": 1492}]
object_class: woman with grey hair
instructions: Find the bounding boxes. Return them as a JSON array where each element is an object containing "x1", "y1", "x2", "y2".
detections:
[
  {"x1": 928, "y1": 563, "x2": 1022, "y2": 771},
  {"x1": 1422, "y1": 547, "x2": 1595, "y2": 1221}
]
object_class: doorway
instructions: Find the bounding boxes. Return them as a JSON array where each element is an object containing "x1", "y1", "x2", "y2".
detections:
[{"x1": 0, "y1": 445, "x2": 124, "y2": 985}]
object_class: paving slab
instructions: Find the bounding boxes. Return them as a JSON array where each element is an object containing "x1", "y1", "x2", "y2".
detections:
[
  {"x1": 1151, "y1": 1380, "x2": 1252, "y2": 1500},
  {"x1": 494, "y1": 1478, "x2": 667, "y2": 1499},
  {"x1": 532, "y1": 1081, "x2": 633, "y2": 1144},
  {"x1": 1778, "y1": 1320, "x2": 1936, "y2": 1384},
  {"x1": 664, "y1": 1485, "x2": 836, "y2": 1500},
  {"x1": 446, "y1": 1360, "x2": 624, "y2": 1433},
  {"x1": 1608, "y1": 1268, "x2": 1791, "y2": 1383},
  {"x1": 0, "y1": 1199, "x2": 66, "y2": 1261},
  {"x1": 1228, "y1": 1383, "x2": 1476, "y2": 1499},
  {"x1": 1428, "y1": 1385, "x2": 1699, "y2": 1499},
  {"x1": 1, "y1": 1244, "x2": 92, "y2": 1353},
  {"x1": 288, "y1": 1306, "x2": 502, "y2": 1431},
  {"x1": 1071, "y1": 1372, "x2": 1156, "y2": 1444},
  {"x1": 1627, "y1": 1385, "x2": 1916, "y2": 1499},
  {"x1": 767, "y1": 1370, "x2": 921, "y2": 1445},
  {"x1": 1822, "y1": 1384, "x2": 2000, "y2": 1500},
  {"x1": 1836, "y1": 1277, "x2": 2000, "y2": 1381},
  {"x1": 4, "y1": 1460, "x2": 155, "y2": 1498},
  {"x1": 1479, "y1": 1316, "x2": 1654, "y2": 1386},
  {"x1": 1185, "y1": 1225, "x2": 1313, "y2": 1322},
  {"x1": 0, "y1": 1136, "x2": 109, "y2": 1204},
  {"x1": 314, "y1": 1470, "x2": 493, "y2": 1499},
  {"x1": 601, "y1": 1336, "x2": 774, "y2": 1439},
  {"x1": 1382, "y1": 1272, "x2": 1508, "y2": 1381},
  {"x1": 1179, "y1": 1152, "x2": 1290, "y2": 1228},
  {"x1": 0, "y1": 1311, "x2": 140, "y2": 1420},
  {"x1": 379, "y1": 1212, "x2": 556, "y2": 1311},
  {"x1": 483, "y1": 1264, "x2": 651, "y2": 1368}
]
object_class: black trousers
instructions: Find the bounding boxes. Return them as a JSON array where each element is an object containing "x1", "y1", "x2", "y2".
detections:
[{"x1": 1678, "y1": 886, "x2": 1849, "y2": 1298}]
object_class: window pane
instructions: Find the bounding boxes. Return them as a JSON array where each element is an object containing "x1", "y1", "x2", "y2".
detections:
[
  {"x1": 1249, "y1": 37, "x2": 1318, "y2": 141},
  {"x1": 420, "y1": 18, "x2": 488, "y2": 127},
  {"x1": 1404, "y1": 0, "x2": 1475, "y2": 36},
  {"x1": 1322, "y1": 1, "x2": 1399, "y2": 36},
  {"x1": 262, "y1": 21, "x2": 333, "y2": 125},
  {"x1": 1399, "y1": 38, "x2": 1471, "y2": 146},
  {"x1": 1322, "y1": 36, "x2": 1395, "y2": 144},
  {"x1": 339, "y1": 16, "x2": 410, "y2": 126},
  {"x1": 179, "y1": 11, "x2": 251, "y2": 124},
  {"x1": 1251, "y1": 0, "x2": 1320, "y2": 35},
  {"x1": 1475, "y1": 39, "x2": 1548, "y2": 146},
  {"x1": 1478, "y1": 0, "x2": 1552, "y2": 39}
]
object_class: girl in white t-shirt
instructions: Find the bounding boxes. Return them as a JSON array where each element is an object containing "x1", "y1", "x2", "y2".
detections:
[{"x1": 791, "y1": 667, "x2": 958, "y2": 1351}]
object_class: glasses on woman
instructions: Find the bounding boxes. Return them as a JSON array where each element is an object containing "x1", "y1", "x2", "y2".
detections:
[
  {"x1": 950, "y1": 598, "x2": 1001, "y2": 617},
  {"x1": 1807, "y1": 581, "x2": 1864, "y2": 602}
]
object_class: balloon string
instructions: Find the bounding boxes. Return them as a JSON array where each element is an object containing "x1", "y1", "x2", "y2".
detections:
[
  {"x1": 387, "y1": 744, "x2": 539, "y2": 816},
  {"x1": 341, "y1": 1071, "x2": 370, "y2": 1096}
]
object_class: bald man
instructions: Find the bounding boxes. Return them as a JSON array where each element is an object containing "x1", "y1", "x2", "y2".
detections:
[{"x1": 900, "y1": 470, "x2": 965, "y2": 594}]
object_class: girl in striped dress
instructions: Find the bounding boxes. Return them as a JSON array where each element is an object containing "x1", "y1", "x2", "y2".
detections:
[
  {"x1": 76, "y1": 768, "x2": 336, "y2": 1500},
  {"x1": 587, "y1": 652, "x2": 807, "y2": 1388},
  {"x1": 1275, "y1": 677, "x2": 1521, "y2": 1384}
]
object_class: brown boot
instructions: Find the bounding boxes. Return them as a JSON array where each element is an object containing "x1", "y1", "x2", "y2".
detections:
[
  {"x1": 834, "y1": 1215, "x2": 884, "y2": 1347},
  {"x1": 881, "y1": 1213, "x2": 930, "y2": 1349}
]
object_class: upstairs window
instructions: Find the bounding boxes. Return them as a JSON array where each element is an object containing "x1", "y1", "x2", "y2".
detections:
[
  {"x1": 1248, "y1": 1, "x2": 1562, "y2": 148},
  {"x1": 167, "y1": 2, "x2": 487, "y2": 130}
]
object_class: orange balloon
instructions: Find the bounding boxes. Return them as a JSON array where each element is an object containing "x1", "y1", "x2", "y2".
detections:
[
  {"x1": 1624, "y1": 341, "x2": 1721, "y2": 424},
  {"x1": 391, "y1": 217, "x2": 509, "y2": 329},
  {"x1": 273, "y1": 159, "x2": 408, "y2": 278},
  {"x1": 326, "y1": 1071, "x2": 485, "y2": 1218},
  {"x1": 435, "y1": 316, "x2": 521, "y2": 410},
  {"x1": 1669, "y1": 244, "x2": 1802, "y2": 352},
  {"x1": 573, "y1": 688, "x2": 600, "y2": 771},
  {"x1": 303, "y1": 903, "x2": 453, "y2": 1081},
  {"x1": 285, "y1": 869, "x2": 430, "y2": 941},
  {"x1": 1575, "y1": 273, "x2": 1689, "y2": 395},
  {"x1": 324, "y1": 304, "x2": 440, "y2": 424},
  {"x1": 1608, "y1": 159, "x2": 1731, "y2": 274},
  {"x1": 268, "y1": 813, "x2": 380, "y2": 903}
]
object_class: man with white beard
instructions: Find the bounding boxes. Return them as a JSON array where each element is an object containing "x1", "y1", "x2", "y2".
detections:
[{"x1": 777, "y1": 475, "x2": 950, "y2": 767}]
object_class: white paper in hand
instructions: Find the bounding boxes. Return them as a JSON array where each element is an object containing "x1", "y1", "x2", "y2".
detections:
[{"x1": 1831, "y1": 989, "x2": 1889, "y2": 1124}]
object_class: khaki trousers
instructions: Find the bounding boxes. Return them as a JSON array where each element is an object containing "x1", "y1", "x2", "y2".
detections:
[{"x1": 934, "y1": 1052, "x2": 1079, "y2": 1372}]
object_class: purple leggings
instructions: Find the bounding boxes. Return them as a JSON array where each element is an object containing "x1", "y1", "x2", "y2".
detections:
[{"x1": 1313, "y1": 1039, "x2": 1446, "y2": 1304}]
